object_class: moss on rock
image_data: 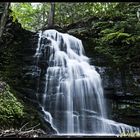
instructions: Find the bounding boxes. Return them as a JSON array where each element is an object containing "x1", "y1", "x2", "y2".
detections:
[
  {"x1": 0, "y1": 81, "x2": 44, "y2": 131},
  {"x1": 0, "y1": 81, "x2": 24, "y2": 128}
]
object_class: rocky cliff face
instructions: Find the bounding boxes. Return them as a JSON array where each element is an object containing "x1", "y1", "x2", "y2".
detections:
[
  {"x1": 0, "y1": 6, "x2": 57, "y2": 134},
  {"x1": 88, "y1": 51, "x2": 140, "y2": 127},
  {"x1": 0, "y1": 15, "x2": 36, "y2": 101}
]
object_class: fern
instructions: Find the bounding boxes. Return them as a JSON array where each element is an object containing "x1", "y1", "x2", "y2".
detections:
[
  {"x1": 117, "y1": 32, "x2": 130, "y2": 39},
  {"x1": 100, "y1": 28, "x2": 115, "y2": 34},
  {"x1": 105, "y1": 32, "x2": 119, "y2": 41}
]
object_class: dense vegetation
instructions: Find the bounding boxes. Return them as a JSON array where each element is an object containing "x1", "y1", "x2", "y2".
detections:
[
  {"x1": 93, "y1": 3, "x2": 140, "y2": 68},
  {"x1": 10, "y1": 2, "x2": 120, "y2": 31},
  {"x1": 0, "y1": 81, "x2": 41, "y2": 130},
  {"x1": 0, "y1": 82, "x2": 24, "y2": 128}
]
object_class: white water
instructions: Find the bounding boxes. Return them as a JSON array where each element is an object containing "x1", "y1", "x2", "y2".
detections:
[{"x1": 34, "y1": 29, "x2": 139, "y2": 135}]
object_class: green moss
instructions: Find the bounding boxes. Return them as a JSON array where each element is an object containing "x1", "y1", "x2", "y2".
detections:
[
  {"x1": 0, "y1": 83, "x2": 24, "y2": 128},
  {"x1": 0, "y1": 81, "x2": 43, "y2": 131}
]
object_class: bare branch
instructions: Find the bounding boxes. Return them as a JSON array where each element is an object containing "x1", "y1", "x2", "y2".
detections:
[{"x1": 19, "y1": 122, "x2": 29, "y2": 132}]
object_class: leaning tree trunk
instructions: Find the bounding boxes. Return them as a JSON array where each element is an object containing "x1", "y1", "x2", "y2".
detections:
[
  {"x1": 47, "y1": 2, "x2": 55, "y2": 27},
  {"x1": 0, "y1": 2, "x2": 10, "y2": 38}
]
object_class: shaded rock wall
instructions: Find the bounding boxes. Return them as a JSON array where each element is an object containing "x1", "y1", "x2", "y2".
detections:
[{"x1": 0, "y1": 11, "x2": 56, "y2": 134}]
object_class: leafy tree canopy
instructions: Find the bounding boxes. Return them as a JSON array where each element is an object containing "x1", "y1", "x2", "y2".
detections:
[{"x1": 10, "y1": 2, "x2": 122, "y2": 32}]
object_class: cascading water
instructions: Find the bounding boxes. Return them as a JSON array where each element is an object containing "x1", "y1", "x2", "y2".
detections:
[{"x1": 34, "y1": 29, "x2": 139, "y2": 136}]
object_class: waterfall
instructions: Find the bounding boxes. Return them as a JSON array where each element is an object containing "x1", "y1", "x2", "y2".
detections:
[{"x1": 34, "y1": 29, "x2": 139, "y2": 135}]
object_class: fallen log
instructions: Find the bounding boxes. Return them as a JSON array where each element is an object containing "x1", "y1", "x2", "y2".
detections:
[{"x1": 0, "y1": 123, "x2": 47, "y2": 138}]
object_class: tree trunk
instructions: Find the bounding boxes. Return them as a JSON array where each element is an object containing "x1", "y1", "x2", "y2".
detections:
[
  {"x1": 48, "y1": 2, "x2": 55, "y2": 27},
  {"x1": 0, "y1": 2, "x2": 10, "y2": 38}
]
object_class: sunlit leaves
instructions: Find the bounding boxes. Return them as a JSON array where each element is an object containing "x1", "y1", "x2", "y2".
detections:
[
  {"x1": 10, "y1": 3, "x2": 50, "y2": 31},
  {"x1": 10, "y1": 2, "x2": 120, "y2": 31}
]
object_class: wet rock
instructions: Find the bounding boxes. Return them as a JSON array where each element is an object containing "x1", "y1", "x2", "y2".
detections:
[
  {"x1": 23, "y1": 56, "x2": 35, "y2": 62},
  {"x1": 23, "y1": 48, "x2": 36, "y2": 55},
  {"x1": 115, "y1": 91, "x2": 124, "y2": 96},
  {"x1": 19, "y1": 88, "x2": 37, "y2": 100},
  {"x1": 24, "y1": 72, "x2": 40, "y2": 79},
  {"x1": 0, "y1": 81, "x2": 6, "y2": 92}
]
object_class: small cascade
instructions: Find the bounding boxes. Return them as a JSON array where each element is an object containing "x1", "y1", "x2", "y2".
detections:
[{"x1": 34, "y1": 29, "x2": 139, "y2": 135}]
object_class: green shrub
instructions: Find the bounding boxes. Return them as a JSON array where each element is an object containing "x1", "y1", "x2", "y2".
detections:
[{"x1": 0, "y1": 82, "x2": 24, "y2": 128}]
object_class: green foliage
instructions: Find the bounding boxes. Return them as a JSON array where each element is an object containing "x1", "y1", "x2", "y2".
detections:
[
  {"x1": 117, "y1": 32, "x2": 130, "y2": 39},
  {"x1": 102, "y1": 31, "x2": 131, "y2": 42},
  {"x1": 100, "y1": 28, "x2": 115, "y2": 34},
  {"x1": 10, "y1": 2, "x2": 122, "y2": 31},
  {"x1": 94, "y1": 3, "x2": 140, "y2": 67},
  {"x1": 10, "y1": 3, "x2": 50, "y2": 31},
  {"x1": 0, "y1": 83, "x2": 24, "y2": 127}
]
